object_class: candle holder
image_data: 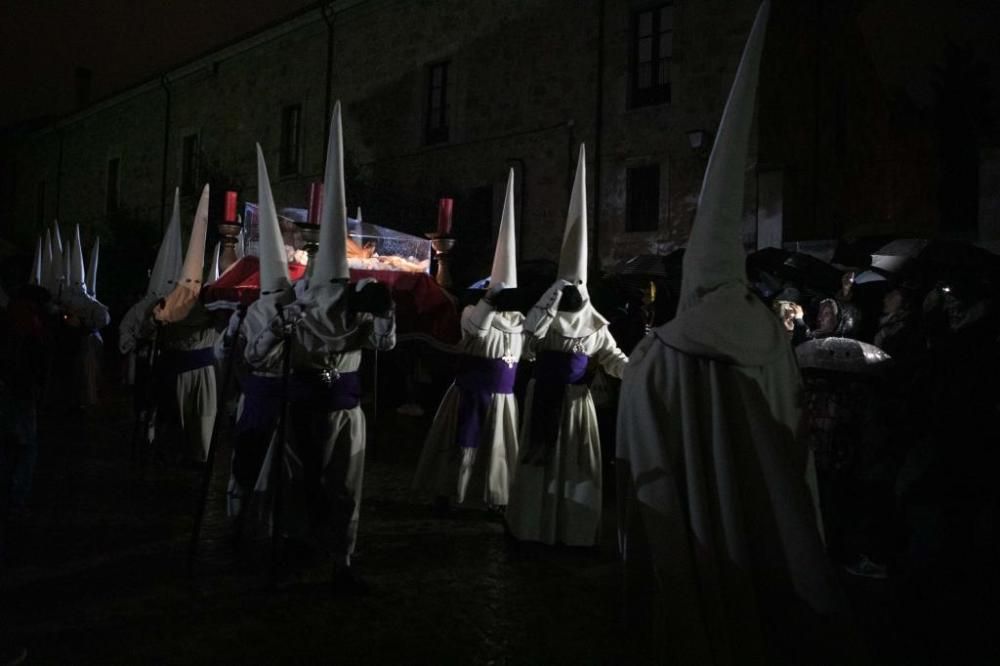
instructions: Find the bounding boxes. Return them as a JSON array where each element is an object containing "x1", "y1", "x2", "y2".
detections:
[
  {"x1": 426, "y1": 232, "x2": 456, "y2": 288},
  {"x1": 217, "y1": 221, "x2": 242, "y2": 274},
  {"x1": 295, "y1": 221, "x2": 322, "y2": 274}
]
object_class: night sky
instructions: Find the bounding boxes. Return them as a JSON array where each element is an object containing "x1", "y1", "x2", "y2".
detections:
[{"x1": 2, "y1": 0, "x2": 999, "y2": 133}]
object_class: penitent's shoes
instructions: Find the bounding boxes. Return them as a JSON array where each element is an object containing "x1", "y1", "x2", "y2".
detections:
[{"x1": 332, "y1": 565, "x2": 370, "y2": 596}]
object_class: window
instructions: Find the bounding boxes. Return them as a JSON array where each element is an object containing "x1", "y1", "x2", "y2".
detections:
[
  {"x1": 425, "y1": 61, "x2": 450, "y2": 144},
  {"x1": 631, "y1": 4, "x2": 673, "y2": 108},
  {"x1": 106, "y1": 158, "x2": 120, "y2": 213},
  {"x1": 280, "y1": 104, "x2": 301, "y2": 176},
  {"x1": 181, "y1": 134, "x2": 199, "y2": 194},
  {"x1": 36, "y1": 181, "x2": 46, "y2": 225},
  {"x1": 626, "y1": 165, "x2": 660, "y2": 232}
]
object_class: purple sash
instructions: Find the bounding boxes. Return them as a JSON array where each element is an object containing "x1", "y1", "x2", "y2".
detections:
[
  {"x1": 290, "y1": 370, "x2": 362, "y2": 411},
  {"x1": 157, "y1": 347, "x2": 216, "y2": 375},
  {"x1": 236, "y1": 373, "x2": 284, "y2": 434},
  {"x1": 525, "y1": 351, "x2": 589, "y2": 462},
  {"x1": 454, "y1": 356, "x2": 518, "y2": 449}
]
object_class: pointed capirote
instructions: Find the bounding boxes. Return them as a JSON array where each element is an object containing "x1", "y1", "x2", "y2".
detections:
[
  {"x1": 50, "y1": 221, "x2": 65, "y2": 286},
  {"x1": 557, "y1": 144, "x2": 588, "y2": 285},
  {"x1": 489, "y1": 168, "x2": 518, "y2": 289},
  {"x1": 356, "y1": 207, "x2": 363, "y2": 224},
  {"x1": 147, "y1": 188, "x2": 185, "y2": 297},
  {"x1": 29, "y1": 236, "x2": 43, "y2": 286},
  {"x1": 70, "y1": 224, "x2": 87, "y2": 291},
  {"x1": 312, "y1": 101, "x2": 350, "y2": 283},
  {"x1": 207, "y1": 241, "x2": 221, "y2": 284},
  {"x1": 41, "y1": 230, "x2": 54, "y2": 291},
  {"x1": 255, "y1": 145, "x2": 292, "y2": 295},
  {"x1": 676, "y1": 0, "x2": 771, "y2": 313},
  {"x1": 87, "y1": 237, "x2": 100, "y2": 297},
  {"x1": 179, "y1": 184, "x2": 210, "y2": 289}
]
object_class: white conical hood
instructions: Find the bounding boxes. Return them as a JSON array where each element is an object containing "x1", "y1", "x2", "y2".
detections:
[
  {"x1": 29, "y1": 236, "x2": 43, "y2": 286},
  {"x1": 41, "y1": 230, "x2": 54, "y2": 291},
  {"x1": 179, "y1": 184, "x2": 210, "y2": 289},
  {"x1": 313, "y1": 101, "x2": 350, "y2": 284},
  {"x1": 490, "y1": 168, "x2": 518, "y2": 288},
  {"x1": 207, "y1": 241, "x2": 221, "y2": 284},
  {"x1": 356, "y1": 207, "x2": 363, "y2": 223},
  {"x1": 87, "y1": 237, "x2": 100, "y2": 297},
  {"x1": 70, "y1": 224, "x2": 87, "y2": 291},
  {"x1": 557, "y1": 145, "x2": 588, "y2": 285},
  {"x1": 50, "y1": 221, "x2": 65, "y2": 287},
  {"x1": 660, "y1": 1, "x2": 782, "y2": 366},
  {"x1": 255, "y1": 145, "x2": 292, "y2": 295},
  {"x1": 147, "y1": 188, "x2": 185, "y2": 297},
  {"x1": 677, "y1": 0, "x2": 770, "y2": 312}
]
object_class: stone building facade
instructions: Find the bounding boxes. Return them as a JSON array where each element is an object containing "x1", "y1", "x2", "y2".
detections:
[{"x1": 1, "y1": 0, "x2": 954, "y2": 301}]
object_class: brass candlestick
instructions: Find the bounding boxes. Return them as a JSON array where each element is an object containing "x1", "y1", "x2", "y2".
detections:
[
  {"x1": 295, "y1": 222, "x2": 322, "y2": 275},
  {"x1": 426, "y1": 233, "x2": 456, "y2": 288},
  {"x1": 217, "y1": 221, "x2": 242, "y2": 274}
]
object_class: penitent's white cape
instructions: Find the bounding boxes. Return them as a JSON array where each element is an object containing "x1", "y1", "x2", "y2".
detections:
[
  {"x1": 413, "y1": 301, "x2": 525, "y2": 505},
  {"x1": 615, "y1": 2, "x2": 852, "y2": 663}
]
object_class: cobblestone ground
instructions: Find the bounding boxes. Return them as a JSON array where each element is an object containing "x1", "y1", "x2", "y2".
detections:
[{"x1": 1, "y1": 381, "x2": 633, "y2": 665}]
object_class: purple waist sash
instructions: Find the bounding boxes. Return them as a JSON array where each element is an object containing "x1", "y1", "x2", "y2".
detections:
[
  {"x1": 236, "y1": 374, "x2": 284, "y2": 434},
  {"x1": 290, "y1": 370, "x2": 361, "y2": 411},
  {"x1": 158, "y1": 347, "x2": 216, "y2": 375},
  {"x1": 454, "y1": 355, "x2": 518, "y2": 449},
  {"x1": 526, "y1": 351, "x2": 589, "y2": 460}
]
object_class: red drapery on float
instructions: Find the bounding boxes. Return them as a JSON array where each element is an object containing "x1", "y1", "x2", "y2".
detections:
[{"x1": 203, "y1": 256, "x2": 460, "y2": 345}]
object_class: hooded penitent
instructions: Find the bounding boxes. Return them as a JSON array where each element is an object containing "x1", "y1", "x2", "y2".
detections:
[
  {"x1": 658, "y1": 0, "x2": 783, "y2": 366},
  {"x1": 617, "y1": 3, "x2": 849, "y2": 661},
  {"x1": 147, "y1": 188, "x2": 185, "y2": 299},
  {"x1": 154, "y1": 184, "x2": 209, "y2": 323},
  {"x1": 69, "y1": 224, "x2": 87, "y2": 294},
  {"x1": 305, "y1": 101, "x2": 350, "y2": 315},
  {"x1": 29, "y1": 236, "x2": 43, "y2": 286},
  {"x1": 254, "y1": 145, "x2": 292, "y2": 300},
  {"x1": 87, "y1": 237, "x2": 100, "y2": 298},
  {"x1": 489, "y1": 169, "x2": 518, "y2": 290},
  {"x1": 526, "y1": 144, "x2": 607, "y2": 337},
  {"x1": 50, "y1": 222, "x2": 65, "y2": 291}
]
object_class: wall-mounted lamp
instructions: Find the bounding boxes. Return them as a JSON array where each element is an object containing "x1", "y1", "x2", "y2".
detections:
[{"x1": 686, "y1": 129, "x2": 711, "y2": 151}]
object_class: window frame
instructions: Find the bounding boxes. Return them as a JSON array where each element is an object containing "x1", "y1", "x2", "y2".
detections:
[
  {"x1": 629, "y1": 3, "x2": 674, "y2": 108},
  {"x1": 280, "y1": 103, "x2": 302, "y2": 177},
  {"x1": 625, "y1": 163, "x2": 661, "y2": 232},
  {"x1": 425, "y1": 61, "x2": 451, "y2": 145}
]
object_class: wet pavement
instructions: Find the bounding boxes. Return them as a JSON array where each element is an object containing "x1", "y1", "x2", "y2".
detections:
[{"x1": 1, "y1": 382, "x2": 629, "y2": 664}]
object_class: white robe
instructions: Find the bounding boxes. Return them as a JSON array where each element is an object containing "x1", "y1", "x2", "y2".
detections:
[
  {"x1": 505, "y1": 304, "x2": 627, "y2": 547},
  {"x1": 255, "y1": 291, "x2": 395, "y2": 556},
  {"x1": 156, "y1": 303, "x2": 219, "y2": 462},
  {"x1": 616, "y1": 311, "x2": 851, "y2": 664},
  {"x1": 413, "y1": 300, "x2": 524, "y2": 505}
]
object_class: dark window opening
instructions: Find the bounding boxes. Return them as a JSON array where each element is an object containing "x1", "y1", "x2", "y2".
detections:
[
  {"x1": 181, "y1": 134, "x2": 199, "y2": 194},
  {"x1": 36, "y1": 181, "x2": 46, "y2": 226},
  {"x1": 425, "y1": 61, "x2": 450, "y2": 144},
  {"x1": 280, "y1": 104, "x2": 301, "y2": 176},
  {"x1": 630, "y1": 4, "x2": 673, "y2": 108},
  {"x1": 106, "y1": 158, "x2": 120, "y2": 213},
  {"x1": 626, "y1": 165, "x2": 660, "y2": 232}
]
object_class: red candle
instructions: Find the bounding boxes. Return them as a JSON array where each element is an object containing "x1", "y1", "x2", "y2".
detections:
[
  {"x1": 307, "y1": 181, "x2": 324, "y2": 225},
  {"x1": 224, "y1": 191, "x2": 238, "y2": 222},
  {"x1": 436, "y1": 198, "x2": 454, "y2": 236}
]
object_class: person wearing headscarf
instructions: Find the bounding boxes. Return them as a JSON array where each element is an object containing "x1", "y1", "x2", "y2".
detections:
[
  {"x1": 616, "y1": 3, "x2": 857, "y2": 662},
  {"x1": 504, "y1": 145, "x2": 628, "y2": 548},
  {"x1": 414, "y1": 168, "x2": 524, "y2": 511}
]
